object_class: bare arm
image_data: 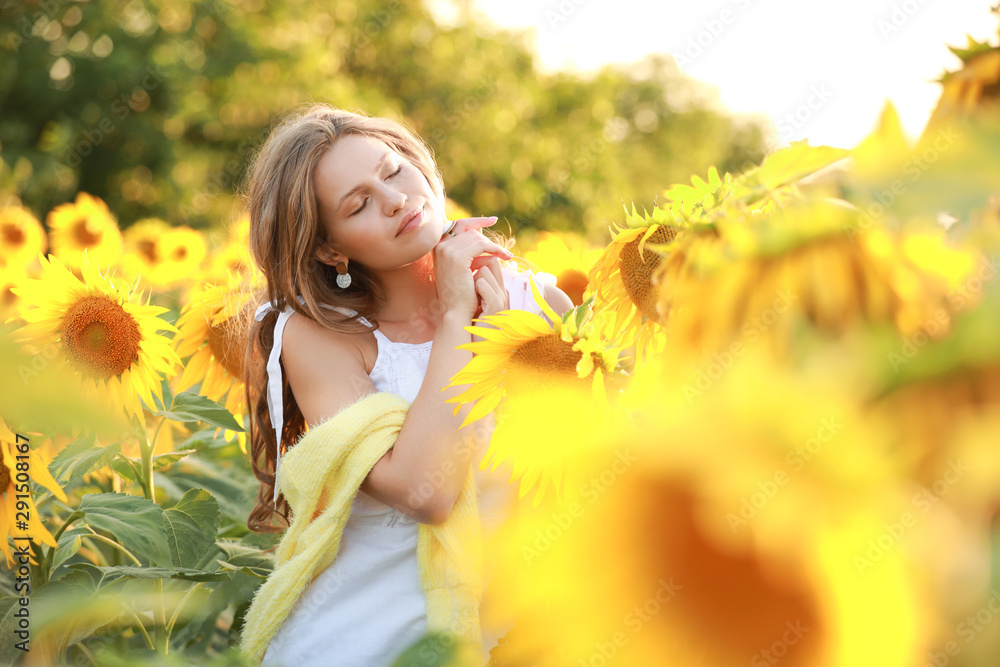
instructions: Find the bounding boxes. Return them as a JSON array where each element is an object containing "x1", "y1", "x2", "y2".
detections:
[
  {"x1": 283, "y1": 221, "x2": 511, "y2": 525},
  {"x1": 283, "y1": 310, "x2": 477, "y2": 525}
]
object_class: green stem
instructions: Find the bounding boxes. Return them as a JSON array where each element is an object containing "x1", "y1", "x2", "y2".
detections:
[
  {"x1": 141, "y1": 416, "x2": 169, "y2": 503},
  {"x1": 113, "y1": 452, "x2": 145, "y2": 486},
  {"x1": 166, "y1": 582, "x2": 204, "y2": 640},
  {"x1": 73, "y1": 641, "x2": 98, "y2": 666},
  {"x1": 153, "y1": 578, "x2": 167, "y2": 653},
  {"x1": 132, "y1": 612, "x2": 155, "y2": 651},
  {"x1": 82, "y1": 529, "x2": 141, "y2": 566},
  {"x1": 40, "y1": 511, "x2": 84, "y2": 585},
  {"x1": 79, "y1": 536, "x2": 111, "y2": 566}
]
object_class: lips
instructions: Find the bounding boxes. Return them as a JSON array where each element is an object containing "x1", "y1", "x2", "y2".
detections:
[{"x1": 395, "y1": 207, "x2": 423, "y2": 237}]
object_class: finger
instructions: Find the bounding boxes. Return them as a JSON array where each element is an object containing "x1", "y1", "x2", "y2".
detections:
[
  {"x1": 482, "y1": 256, "x2": 504, "y2": 288},
  {"x1": 469, "y1": 255, "x2": 504, "y2": 272},
  {"x1": 453, "y1": 216, "x2": 498, "y2": 235},
  {"x1": 449, "y1": 233, "x2": 514, "y2": 260},
  {"x1": 471, "y1": 257, "x2": 506, "y2": 300},
  {"x1": 475, "y1": 275, "x2": 501, "y2": 304},
  {"x1": 474, "y1": 268, "x2": 505, "y2": 311}
]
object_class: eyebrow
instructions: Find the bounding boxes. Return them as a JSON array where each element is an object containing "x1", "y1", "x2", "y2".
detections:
[{"x1": 336, "y1": 151, "x2": 392, "y2": 213}]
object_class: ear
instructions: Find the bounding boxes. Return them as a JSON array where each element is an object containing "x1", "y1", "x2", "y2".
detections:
[{"x1": 314, "y1": 238, "x2": 347, "y2": 268}]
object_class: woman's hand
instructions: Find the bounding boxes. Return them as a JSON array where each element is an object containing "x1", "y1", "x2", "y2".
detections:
[
  {"x1": 433, "y1": 216, "x2": 512, "y2": 321},
  {"x1": 470, "y1": 255, "x2": 508, "y2": 319}
]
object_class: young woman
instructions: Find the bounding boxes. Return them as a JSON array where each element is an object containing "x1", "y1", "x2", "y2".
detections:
[{"x1": 241, "y1": 104, "x2": 573, "y2": 666}]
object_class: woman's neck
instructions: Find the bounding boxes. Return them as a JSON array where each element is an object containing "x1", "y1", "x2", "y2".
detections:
[{"x1": 371, "y1": 254, "x2": 440, "y2": 326}]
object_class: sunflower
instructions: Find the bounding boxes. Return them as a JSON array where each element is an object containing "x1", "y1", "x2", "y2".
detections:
[
  {"x1": 202, "y1": 214, "x2": 259, "y2": 288},
  {"x1": 46, "y1": 193, "x2": 123, "y2": 270},
  {"x1": 868, "y1": 279, "x2": 1000, "y2": 513},
  {"x1": 484, "y1": 349, "x2": 928, "y2": 667},
  {"x1": 122, "y1": 217, "x2": 170, "y2": 282},
  {"x1": 10, "y1": 253, "x2": 181, "y2": 422},
  {"x1": 444, "y1": 279, "x2": 627, "y2": 505},
  {"x1": 123, "y1": 219, "x2": 207, "y2": 289},
  {"x1": 0, "y1": 205, "x2": 47, "y2": 269},
  {"x1": 158, "y1": 226, "x2": 207, "y2": 283},
  {"x1": 658, "y1": 198, "x2": 980, "y2": 360},
  {"x1": 920, "y1": 30, "x2": 1000, "y2": 142},
  {"x1": 522, "y1": 231, "x2": 603, "y2": 305},
  {"x1": 588, "y1": 205, "x2": 680, "y2": 359},
  {"x1": 173, "y1": 281, "x2": 253, "y2": 451},
  {"x1": 0, "y1": 418, "x2": 68, "y2": 569}
]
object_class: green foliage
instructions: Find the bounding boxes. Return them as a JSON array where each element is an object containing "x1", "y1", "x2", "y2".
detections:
[
  {"x1": 150, "y1": 391, "x2": 244, "y2": 432},
  {"x1": 0, "y1": 0, "x2": 767, "y2": 238}
]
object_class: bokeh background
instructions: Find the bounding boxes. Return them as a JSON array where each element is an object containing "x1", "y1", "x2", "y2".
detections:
[{"x1": 3, "y1": 1, "x2": 1000, "y2": 666}]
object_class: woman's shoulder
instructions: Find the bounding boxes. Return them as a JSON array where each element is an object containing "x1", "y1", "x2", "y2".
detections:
[{"x1": 282, "y1": 307, "x2": 378, "y2": 376}]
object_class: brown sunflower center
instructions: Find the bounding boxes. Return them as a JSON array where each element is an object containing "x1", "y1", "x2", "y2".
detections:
[
  {"x1": 61, "y1": 295, "x2": 142, "y2": 379},
  {"x1": 506, "y1": 335, "x2": 584, "y2": 395},
  {"x1": 623, "y1": 479, "x2": 824, "y2": 666},
  {"x1": 172, "y1": 246, "x2": 188, "y2": 261},
  {"x1": 556, "y1": 269, "x2": 588, "y2": 306},
  {"x1": 618, "y1": 225, "x2": 677, "y2": 323},
  {"x1": 73, "y1": 218, "x2": 103, "y2": 247},
  {"x1": 0, "y1": 460, "x2": 9, "y2": 490},
  {"x1": 138, "y1": 239, "x2": 158, "y2": 263},
  {"x1": 206, "y1": 315, "x2": 246, "y2": 379},
  {"x1": 1, "y1": 223, "x2": 25, "y2": 247}
]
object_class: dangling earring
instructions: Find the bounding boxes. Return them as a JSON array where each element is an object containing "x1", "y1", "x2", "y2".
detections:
[{"x1": 336, "y1": 261, "x2": 352, "y2": 288}]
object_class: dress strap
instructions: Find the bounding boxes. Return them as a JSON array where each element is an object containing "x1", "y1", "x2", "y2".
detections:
[{"x1": 253, "y1": 295, "x2": 375, "y2": 505}]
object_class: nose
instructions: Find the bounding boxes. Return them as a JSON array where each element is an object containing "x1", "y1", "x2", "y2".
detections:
[{"x1": 381, "y1": 184, "x2": 406, "y2": 216}]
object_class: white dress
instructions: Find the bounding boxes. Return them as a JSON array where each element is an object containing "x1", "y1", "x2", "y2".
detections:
[{"x1": 258, "y1": 266, "x2": 556, "y2": 667}]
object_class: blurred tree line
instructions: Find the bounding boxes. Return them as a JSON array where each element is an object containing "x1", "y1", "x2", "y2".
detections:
[{"x1": 0, "y1": 0, "x2": 770, "y2": 239}]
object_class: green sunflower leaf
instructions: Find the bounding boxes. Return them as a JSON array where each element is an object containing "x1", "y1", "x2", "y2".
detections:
[{"x1": 152, "y1": 391, "x2": 243, "y2": 432}]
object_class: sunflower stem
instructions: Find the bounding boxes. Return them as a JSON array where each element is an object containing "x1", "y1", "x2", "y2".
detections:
[
  {"x1": 132, "y1": 612, "x2": 155, "y2": 651},
  {"x1": 40, "y1": 510, "x2": 84, "y2": 585},
  {"x1": 140, "y1": 416, "x2": 169, "y2": 503},
  {"x1": 166, "y1": 581, "x2": 204, "y2": 641},
  {"x1": 81, "y1": 529, "x2": 141, "y2": 566},
  {"x1": 154, "y1": 578, "x2": 167, "y2": 653}
]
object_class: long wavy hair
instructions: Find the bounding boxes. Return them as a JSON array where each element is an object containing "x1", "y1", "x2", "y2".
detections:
[{"x1": 241, "y1": 104, "x2": 447, "y2": 533}]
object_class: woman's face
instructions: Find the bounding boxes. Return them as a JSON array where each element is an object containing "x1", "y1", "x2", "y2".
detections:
[{"x1": 312, "y1": 133, "x2": 446, "y2": 271}]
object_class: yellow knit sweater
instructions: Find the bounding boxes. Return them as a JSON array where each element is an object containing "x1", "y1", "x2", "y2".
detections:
[{"x1": 238, "y1": 392, "x2": 484, "y2": 664}]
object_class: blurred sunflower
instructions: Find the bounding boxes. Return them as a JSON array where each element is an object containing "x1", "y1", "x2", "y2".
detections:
[
  {"x1": 174, "y1": 281, "x2": 252, "y2": 451},
  {"x1": 921, "y1": 30, "x2": 1000, "y2": 142},
  {"x1": 123, "y1": 219, "x2": 207, "y2": 289},
  {"x1": 445, "y1": 280, "x2": 627, "y2": 505},
  {"x1": 46, "y1": 193, "x2": 123, "y2": 270},
  {"x1": 0, "y1": 418, "x2": 68, "y2": 569},
  {"x1": 122, "y1": 217, "x2": 170, "y2": 281},
  {"x1": 659, "y1": 198, "x2": 980, "y2": 359},
  {"x1": 869, "y1": 280, "x2": 1000, "y2": 509},
  {"x1": 484, "y1": 349, "x2": 929, "y2": 667},
  {"x1": 10, "y1": 253, "x2": 180, "y2": 422},
  {"x1": 203, "y1": 214, "x2": 257, "y2": 287},
  {"x1": 0, "y1": 205, "x2": 47, "y2": 269},
  {"x1": 522, "y1": 231, "x2": 602, "y2": 305}
]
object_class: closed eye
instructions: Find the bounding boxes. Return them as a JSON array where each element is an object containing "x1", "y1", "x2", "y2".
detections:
[{"x1": 350, "y1": 164, "x2": 404, "y2": 216}]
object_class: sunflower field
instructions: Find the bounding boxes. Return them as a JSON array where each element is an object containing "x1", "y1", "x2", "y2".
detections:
[{"x1": 2, "y1": 19, "x2": 1000, "y2": 667}]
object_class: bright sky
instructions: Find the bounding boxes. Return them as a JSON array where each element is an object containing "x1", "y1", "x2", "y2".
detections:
[{"x1": 432, "y1": 0, "x2": 999, "y2": 150}]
